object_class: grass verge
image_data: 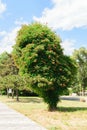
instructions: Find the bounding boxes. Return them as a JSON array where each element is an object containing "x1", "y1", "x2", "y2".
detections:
[{"x1": 0, "y1": 95, "x2": 87, "y2": 130}]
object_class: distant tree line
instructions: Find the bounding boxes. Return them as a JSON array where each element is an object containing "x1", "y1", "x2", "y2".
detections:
[{"x1": 72, "y1": 47, "x2": 87, "y2": 96}]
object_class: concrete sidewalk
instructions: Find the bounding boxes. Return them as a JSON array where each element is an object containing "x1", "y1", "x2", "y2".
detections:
[{"x1": 0, "y1": 102, "x2": 47, "y2": 130}]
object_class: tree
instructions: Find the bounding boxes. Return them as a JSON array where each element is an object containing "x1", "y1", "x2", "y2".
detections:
[
  {"x1": 0, "y1": 74, "x2": 26, "y2": 100},
  {"x1": 13, "y1": 23, "x2": 77, "y2": 111},
  {"x1": 72, "y1": 47, "x2": 87, "y2": 96},
  {"x1": 0, "y1": 52, "x2": 19, "y2": 98},
  {"x1": 0, "y1": 52, "x2": 32, "y2": 100}
]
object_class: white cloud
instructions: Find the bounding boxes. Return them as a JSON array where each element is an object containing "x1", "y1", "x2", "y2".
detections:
[
  {"x1": 61, "y1": 39, "x2": 75, "y2": 55},
  {"x1": 0, "y1": 26, "x2": 20, "y2": 54},
  {"x1": 33, "y1": 0, "x2": 87, "y2": 30},
  {"x1": 0, "y1": 18, "x2": 30, "y2": 54},
  {"x1": 0, "y1": 0, "x2": 6, "y2": 16},
  {"x1": 15, "y1": 17, "x2": 29, "y2": 26},
  {"x1": 0, "y1": 31, "x2": 6, "y2": 36}
]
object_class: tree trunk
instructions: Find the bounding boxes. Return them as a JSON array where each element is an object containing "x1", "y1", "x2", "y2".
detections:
[
  {"x1": 7, "y1": 88, "x2": 9, "y2": 98},
  {"x1": 12, "y1": 89, "x2": 14, "y2": 99},
  {"x1": 16, "y1": 89, "x2": 19, "y2": 101},
  {"x1": 48, "y1": 102, "x2": 58, "y2": 111},
  {"x1": 48, "y1": 105, "x2": 57, "y2": 111}
]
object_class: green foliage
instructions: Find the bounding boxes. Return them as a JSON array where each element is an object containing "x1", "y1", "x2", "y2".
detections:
[
  {"x1": 0, "y1": 52, "x2": 18, "y2": 77},
  {"x1": 0, "y1": 52, "x2": 21, "y2": 91},
  {"x1": 72, "y1": 47, "x2": 87, "y2": 95},
  {"x1": 13, "y1": 22, "x2": 77, "y2": 111}
]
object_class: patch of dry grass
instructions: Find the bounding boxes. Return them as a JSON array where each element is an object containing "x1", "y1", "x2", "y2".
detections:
[{"x1": 0, "y1": 96, "x2": 87, "y2": 130}]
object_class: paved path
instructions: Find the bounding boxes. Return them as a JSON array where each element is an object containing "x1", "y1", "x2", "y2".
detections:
[
  {"x1": 60, "y1": 96, "x2": 80, "y2": 101},
  {"x1": 0, "y1": 102, "x2": 47, "y2": 130}
]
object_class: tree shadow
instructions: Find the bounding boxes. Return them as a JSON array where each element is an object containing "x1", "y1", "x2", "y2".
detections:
[
  {"x1": 6, "y1": 96, "x2": 43, "y2": 103},
  {"x1": 57, "y1": 106, "x2": 87, "y2": 112},
  {"x1": 18, "y1": 97, "x2": 43, "y2": 103}
]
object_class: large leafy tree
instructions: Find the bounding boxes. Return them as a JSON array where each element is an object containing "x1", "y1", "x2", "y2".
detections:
[
  {"x1": 72, "y1": 47, "x2": 87, "y2": 95},
  {"x1": 13, "y1": 23, "x2": 77, "y2": 111}
]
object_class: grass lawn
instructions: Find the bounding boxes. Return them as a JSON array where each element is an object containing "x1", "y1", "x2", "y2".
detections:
[{"x1": 0, "y1": 95, "x2": 87, "y2": 130}]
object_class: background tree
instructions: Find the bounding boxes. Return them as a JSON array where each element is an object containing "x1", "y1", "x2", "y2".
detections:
[
  {"x1": 72, "y1": 47, "x2": 87, "y2": 96},
  {"x1": 0, "y1": 52, "x2": 19, "y2": 98},
  {"x1": 13, "y1": 23, "x2": 77, "y2": 111},
  {"x1": 0, "y1": 52, "x2": 32, "y2": 99},
  {"x1": 0, "y1": 52, "x2": 18, "y2": 76}
]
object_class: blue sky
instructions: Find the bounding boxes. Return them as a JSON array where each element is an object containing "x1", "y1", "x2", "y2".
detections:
[{"x1": 0, "y1": 0, "x2": 87, "y2": 55}]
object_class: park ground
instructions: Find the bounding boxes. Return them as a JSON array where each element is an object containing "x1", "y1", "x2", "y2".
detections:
[{"x1": 0, "y1": 96, "x2": 87, "y2": 130}]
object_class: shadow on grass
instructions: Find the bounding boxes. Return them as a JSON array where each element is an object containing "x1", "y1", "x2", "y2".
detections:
[
  {"x1": 19, "y1": 97, "x2": 43, "y2": 103},
  {"x1": 6, "y1": 97, "x2": 43, "y2": 103},
  {"x1": 57, "y1": 106, "x2": 87, "y2": 112}
]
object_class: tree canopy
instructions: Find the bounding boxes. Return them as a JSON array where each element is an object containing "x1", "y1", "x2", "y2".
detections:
[{"x1": 13, "y1": 22, "x2": 77, "y2": 111}]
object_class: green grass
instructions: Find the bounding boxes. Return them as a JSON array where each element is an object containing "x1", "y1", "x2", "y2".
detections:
[{"x1": 0, "y1": 95, "x2": 87, "y2": 130}]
